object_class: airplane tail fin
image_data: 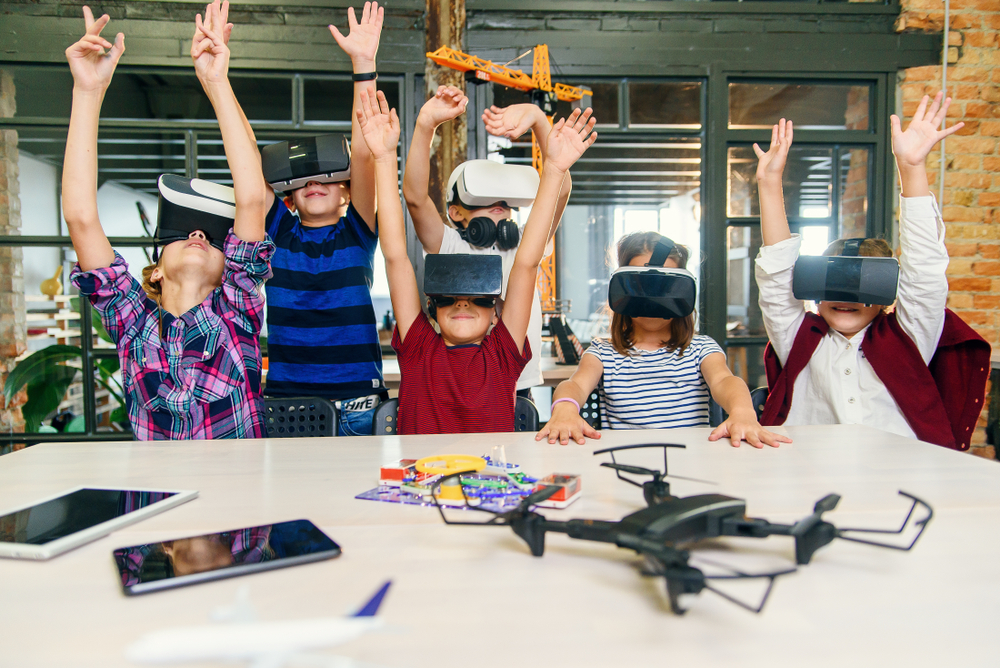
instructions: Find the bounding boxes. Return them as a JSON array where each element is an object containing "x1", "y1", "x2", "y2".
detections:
[{"x1": 352, "y1": 581, "x2": 392, "y2": 617}]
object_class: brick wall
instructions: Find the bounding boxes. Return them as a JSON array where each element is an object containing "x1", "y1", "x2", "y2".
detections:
[
  {"x1": 898, "y1": 0, "x2": 999, "y2": 458},
  {"x1": 0, "y1": 69, "x2": 27, "y2": 449}
]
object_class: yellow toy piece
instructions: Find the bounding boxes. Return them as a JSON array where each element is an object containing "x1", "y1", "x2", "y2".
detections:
[{"x1": 416, "y1": 455, "x2": 487, "y2": 503}]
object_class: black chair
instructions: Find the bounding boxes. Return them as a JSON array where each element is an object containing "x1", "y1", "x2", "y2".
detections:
[
  {"x1": 370, "y1": 396, "x2": 539, "y2": 434},
  {"x1": 372, "y1": 398, "x2": 400, "y2": 435},
  {"x1": 708, "y1": 386, "x2": 769, "y2": 428},
  {"x1": 580, "y1": 388, "x2": 602, "y2": 429},
  {"x1": 264, "y1": 397, "x2": 337, "y2": 438}
]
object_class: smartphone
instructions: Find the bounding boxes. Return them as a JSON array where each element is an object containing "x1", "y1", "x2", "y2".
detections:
[
  {"x1": 113, "y1": 519, "x2": 341, "y2": 595},
  {"x1": 0, "y1": 487, "x2": 197, "y2": 561}
]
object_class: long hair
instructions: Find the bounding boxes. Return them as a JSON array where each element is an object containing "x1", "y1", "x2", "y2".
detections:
[{"x1": 609, "y1": 231, "x2": 695, "y2": 357}]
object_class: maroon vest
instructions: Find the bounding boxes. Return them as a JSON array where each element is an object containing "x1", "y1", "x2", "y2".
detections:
[{"x1": 761, "y1": 310, "x2": 991, "y2": 450}]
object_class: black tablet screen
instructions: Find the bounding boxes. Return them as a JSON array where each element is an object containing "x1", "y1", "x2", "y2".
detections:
[{"x1": 0, "y1": 489, "x2": 177, "y2": 546}]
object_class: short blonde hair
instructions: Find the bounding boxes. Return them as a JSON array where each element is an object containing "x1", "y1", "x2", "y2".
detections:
[{"x1": 141, "y1": 262, "x2": 162, "y2": 300}]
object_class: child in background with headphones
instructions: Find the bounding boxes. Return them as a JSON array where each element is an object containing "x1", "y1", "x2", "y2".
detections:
[
  {"x1": 754, "y1": 99, "x2": 989, "y2": 450},
  {"x1": 359, "y1": 89, "x2": 597, "y2": 434},
  {"x1": 65, "y1": 3, "x2": 273, "y2": 440},
  {"x1": 402, "y1": 87, "x2": 574, "y2": 397},
  {"x1": 537, "y1": 232, "x2": 788, "y2": 447}
]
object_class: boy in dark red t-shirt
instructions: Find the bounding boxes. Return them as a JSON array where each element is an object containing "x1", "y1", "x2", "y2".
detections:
[{"x1": 356, "y1": 89, "x2": 597, "y2": 434}]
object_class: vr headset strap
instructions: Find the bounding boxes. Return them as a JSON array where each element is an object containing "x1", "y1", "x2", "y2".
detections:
[
  {"x1": 645, "y1": 237, "x2": 677, "y2": 267},
  {"x1": 840, "y1": 238, "x2": 865, "y2": 257}
]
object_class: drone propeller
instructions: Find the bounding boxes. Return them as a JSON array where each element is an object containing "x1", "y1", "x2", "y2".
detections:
[{"x1": 600, "y1": 462, "x2": 659, "y2": 477}]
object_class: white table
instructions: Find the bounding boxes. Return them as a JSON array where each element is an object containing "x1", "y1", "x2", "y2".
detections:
[
  {"x1": 1, "y1": 425, "x2": 998, "y2": 667},
  {"x1": 381, "y1": 355, "x2": 577, "y2": 390}
]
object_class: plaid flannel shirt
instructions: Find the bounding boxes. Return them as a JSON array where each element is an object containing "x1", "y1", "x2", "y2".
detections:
[{"x1": 72, "y1": 231, "x2": 274, "y2": 441}]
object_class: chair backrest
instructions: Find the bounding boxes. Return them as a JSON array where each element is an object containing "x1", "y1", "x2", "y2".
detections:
[
  {"x1": 370, "y1": 396, "x2": 538, "y2": 434},
  {"x1": 372, "y1": 398, "x2": 400, "y2": 435},
  {"x1": 708, "y1": 386, "x2": 769, "y2": 428},
  {"x1": 580, "y1": 388, "x2": 602, "y2": 429},
  {"x1": 514, "y1": 396, "x2": 539, "y2": 432},
  {"x1": 264, "y1": 397, "x2": 337, "y2": 438}
]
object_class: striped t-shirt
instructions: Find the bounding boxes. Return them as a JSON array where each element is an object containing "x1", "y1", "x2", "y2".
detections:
[
  {"x1": 584, "y1": 335, "x2": 725, "y2": 429},
  {"x1": 263, "y1": 198, "x2": 385, "y2": 400}
]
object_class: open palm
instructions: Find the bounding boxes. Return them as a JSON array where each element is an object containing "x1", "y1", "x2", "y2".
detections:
[
  {"x1": 329, "y1": 2, "x2": 383, "y2": 64},
  {"x1": 65, "y1": 6, "x2": 125, "y2": 93},
  {"x1": 420, "y1": 86, "x2": 468, "y2": 126},
  {"x1": 753, "y1": 118, "x2": 793, "y2": 183},
  {"x1": 357, "y1": 90, "x2": 399, "y2": 160},
  {"x1": 544, "y1": 108, "x2": 597, "y2": 172},
  {"x1": 482, "y1": 104, "x2": 540, "y2": 140},
  {"x1": 891, "y1": 93, "x2": 964, "y2": 168},
  {"x1": 191, "y1": 1, "x2": 231, "y2": 84}
]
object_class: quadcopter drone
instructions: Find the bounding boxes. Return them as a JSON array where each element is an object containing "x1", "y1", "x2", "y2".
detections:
[{"x1": 430, "y1": 443, "x2": 933, "y2": 614}]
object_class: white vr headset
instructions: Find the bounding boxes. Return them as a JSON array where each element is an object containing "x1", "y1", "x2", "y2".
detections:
[
  {"x1": 447, "y1": 160, "x2": 539, "y2": 209},
  {"x1": 261, "y1": 134, "x2": 351, "y2": 192},
  {"x1": 608, "y1": 237, "x2": 697, "y2": 320},
  {"x1": 155, "y1": 175, "x2": 235, "y2": 259}
]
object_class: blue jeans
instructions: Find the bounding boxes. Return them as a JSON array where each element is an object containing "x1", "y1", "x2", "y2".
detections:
[{"x1": 337, "y1": 397, "x2": 378, "y2": 436}]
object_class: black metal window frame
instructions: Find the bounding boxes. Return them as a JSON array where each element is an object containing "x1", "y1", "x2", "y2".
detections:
[{"x1": 0, "y1": 65, "x2": 411, "y2": 445}]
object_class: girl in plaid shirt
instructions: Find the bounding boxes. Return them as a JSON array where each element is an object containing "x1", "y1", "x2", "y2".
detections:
[{"x1": 64, "y1": 3, "x2": 273, "y2": 440}]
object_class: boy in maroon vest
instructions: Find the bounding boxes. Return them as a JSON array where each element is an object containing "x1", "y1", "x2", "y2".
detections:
[{"x1": 753, "y1": 93, "x2": 990, "y2": 450}]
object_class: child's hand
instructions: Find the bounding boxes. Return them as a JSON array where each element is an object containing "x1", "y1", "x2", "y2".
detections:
[
  {"x1": 191, "y1": 1, "x2": 231, "y2": 85},
  {"x1": 329, "y1": 2, "x2": 383, "y2": 68},
  {"x1": 65, "y1": 6, "x2": 125, "y2": 94},
  {"x1": 535, "y1": 405, "x2": 601, "y2": 446},
  {"x1": 891, "y1": 92, "x2": 964, "y2": 169},
  {"x1": 417, "y1": 86, "x2": 468, "y2": 128},
  {"x1": 708, "y1": 412, "x2": 792, "y2": 449},
  {"x1": 543, "y1": 108, "x2": 597, "y2": 173},
  {"x1": 356, "y1": 89, "x2": 400, "y2": 161},
  {"x1": 482, "y1": 103, "x2": 544, "y2": 140},
  {"x1": 753, "y1": 118, "x2": 792, "y2": 186}
]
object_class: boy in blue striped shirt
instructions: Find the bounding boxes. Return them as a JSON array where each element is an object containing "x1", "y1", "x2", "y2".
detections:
[{"x1": 260, "y1": 3, "x2": 385, "y2": 435}]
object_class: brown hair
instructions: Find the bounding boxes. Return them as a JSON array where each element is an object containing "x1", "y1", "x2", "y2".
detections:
[
  {"x1": 823, "y1": 237, "x2": 895, "y2": 313},
  {"x1": 609, "y1": 231, "x2": 695, "y2": 357},
  {"x1": 141, "y1": 262, "x2": 162, "y2": 301}
]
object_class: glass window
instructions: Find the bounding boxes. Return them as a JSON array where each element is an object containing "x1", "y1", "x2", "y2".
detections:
[
  {"x1": 729, "y1": 82, "x2": 870, "y2": 130},
  {"x1": 303, "y1": 78, "x2": 399, "y2": 124},
  {"x1": 724, "y1": 344, "x2": 768, "y2": 391},
  {"x1": 726, "y1": 225, "x2": 764, "y2": 339},
  {"x1": 629, "y1": 82, "x2": 701, "y2": 128}
]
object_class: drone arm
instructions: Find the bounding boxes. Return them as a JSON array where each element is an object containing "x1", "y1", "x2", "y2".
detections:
[{"x1": 720, "y1": 517, "x2": 795, "y2": 539}]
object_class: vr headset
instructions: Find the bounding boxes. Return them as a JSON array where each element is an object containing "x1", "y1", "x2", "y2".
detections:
[
  {"x1": 155, "y1": 174, "x2": 236, "y2": 261},
  {"x1": 608, "y1": 237, "x2": 697, "y2": 320},
  {"x1": 261, "y1": 134, "x2": 351, "y2": 192},
  {"x1": 792, "y1": 239, "x2": 899, "y2": 306},
  {"x1": 447, "y1": 161, "x2": 540, "y2": 251},
  {"x1": 424, "y1": 254, "x2": 503, "y2": 320}
]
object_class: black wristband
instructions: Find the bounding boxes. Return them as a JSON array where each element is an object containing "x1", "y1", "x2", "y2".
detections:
[{"x1": 352, "y1": 72, "x2": 377, "y2": 82}]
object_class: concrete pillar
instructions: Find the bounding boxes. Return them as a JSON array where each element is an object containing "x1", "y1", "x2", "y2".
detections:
[{"x1": 425, "y1": 0, "x2": 467, "y2": 214}]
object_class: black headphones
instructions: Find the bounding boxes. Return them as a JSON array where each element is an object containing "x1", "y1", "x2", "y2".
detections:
[{"x1": 457, "y1": 217, "x2": 520, "y2": 250}]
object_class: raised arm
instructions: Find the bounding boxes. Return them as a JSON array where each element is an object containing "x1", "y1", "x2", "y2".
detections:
[
  {"x1": 192, "y1": 1, "x2": 266, "y2": 242},
  {"x1": 402, "y1": 85, "x2": 468, "y2": 253},
  {"x1": 891, "y1": 93, "x2": 963, "y2": 198},
  {"x1": 357, "y1": 90, "x2": 422, "y2": 341},
  {"x1": 62, "y1": 6, "x2": 123, "y2": 271},
  {"x1": 330, "y1": 2, "x2": 383, "y2": 231},
  {"x1": 482, "y1": 103, "x2": 573, "y2": 243},
  {"x1": 753, "y1": 119, "x2": 793, "y2": 248},
  {"x1": 503, "y1": 108, "x2": 596, "y2": 353}
]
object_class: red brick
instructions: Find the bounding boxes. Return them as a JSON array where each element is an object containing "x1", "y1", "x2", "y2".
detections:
[
  {"x1": 985, "y1": 156, "x2": 1000, "y2": 171},
  {"x1": 947, "y1": 172, "x2": 991, "y2": 189},
  {"x1": 980, "y1": 243, "x2": 1000, "y2": 259},
  {"x1": 947, "y1": 277, "x2": 992, "y2": 291},
  {"x1": 951, "y1": 0, "x2": 1000, "y2": 10},
  {"x1": 973, "y1": 261, "x2": 1000, "y2": 276},
  {"x1": 964, "y1": 101, "x2": 997, "y2": 119},
  {"x1": 955, "y1": 120, "x2": 980, "y2": 135},
  {"x1": 952, "y1": 154, "x2": 982, "y2": 170},
  {"x1": 904, "y1": 66, "x2": 940, "y2": 81},
  {"x1": 949, "y1": 293, "x2": 975, "y2": 309},
  {"x1": 973, "y1": 294, "x2": 1000, "y2": 309},
  {"x1": 980, "y1": 192, "x2": 1000, "y2": 207},
  {"x1": 949, "y1": 15, "x2": 979, "y2": 30},
  {"x1": 981, "y1": 50, "x2": 1000, "y2": 68},
  {"x1": 954, "y1": 47, "x2": 975, "y2": 66},
  {"x1": 949, "y1": 257, "x2": 975, "y2": 274},
  {"x1": 959, "y1": 310, "x2": 992, "y2": 325},
  {"x1": 986, "y1": 15, "x2": 1000, "y2": 30},
  {"x1": 970, "y1": 445, "x2": 996, "y2": 460},
  {"x1": 947, "y1": 242, "x2": 979, "y2": 256},
  {"x1": 949, "y1": 30, "x2": 964, "y2": 47},
  {"x1": 954, "y1": 84, "x2": 983, "y2": 101},
  {"x1": 982, "y1": 121, "x2": 1000, "y2": 137},
  {"x1": 970, "y1": 325, "x2": 998, "y2": 341},
  {"x1": 947, "y1": 191, "x2": 976, "y2": 207},
  {"x1": 949, "y1": 66, "x2": 990, "y2": 83},
  {"x1": 964, "y1": 31, "x2": 998, "y2": 48},
  {"x1": 947, "y1": 135, "x2": 997, "y2": 154}
]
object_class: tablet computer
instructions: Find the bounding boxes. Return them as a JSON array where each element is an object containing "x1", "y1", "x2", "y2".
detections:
[
  {"x1": 113, "y1": 519, "x2": 341, "y2": 595},
  {"x1": 0, "y1": 487, "x2": 198, "y2": 561}
]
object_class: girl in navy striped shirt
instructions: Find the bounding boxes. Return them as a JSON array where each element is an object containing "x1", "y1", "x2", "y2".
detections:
[{"x1": 537, "y1": 232, "x2": 791, "y2": 448}]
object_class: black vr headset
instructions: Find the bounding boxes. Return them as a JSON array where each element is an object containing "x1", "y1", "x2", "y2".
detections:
[
  {"x1": 608, "y1": 237, "x2": 697, "y2": 320},
  {"x1": 447, "y1": 161, "x2": 539, "y2": 251},
  {"x1": 154, "y1": 174, "x2": 236, "y2": 261},
  {"x1": 261, "y1": 134, "x2": 351, "y2": 193},
  {"x1": 423, "y1": 254, "x2": 503, "y2": 320},
  {"x1": 792, "y1": 238, "x2": 900, "y2": 306}
]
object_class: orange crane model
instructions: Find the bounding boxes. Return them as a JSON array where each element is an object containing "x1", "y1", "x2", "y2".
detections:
[{"x1": 426, "y1": 44, "x2": 592, "y2": 311}]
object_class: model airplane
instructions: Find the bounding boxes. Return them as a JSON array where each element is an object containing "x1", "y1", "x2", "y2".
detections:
[
  {"x1": 431, "y1": 444, "x2": 933, "y2": 614},
  {"x1": 126, "y1": 581, "x2": 391, "y2": 666}
]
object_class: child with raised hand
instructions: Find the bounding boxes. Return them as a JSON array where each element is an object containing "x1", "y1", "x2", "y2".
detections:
[
  {"x1": 259, "y1": 3, "x2": 386, "y2": 436},
  {"x1": 536, "y1": 232, "x2": 789, "y2": 448},
  {"x1": 361, "y1": 89, "x2": 596, "y2": 434},
  {"x1": 65, "y1": 3, "x2": 273, "y2": 440},
  {"x1": 754, "y1": 95, "x2": 989, "y2": 449},
  {"x1": 402, "y1": 87, "x2": 573, "y2": 395}
]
